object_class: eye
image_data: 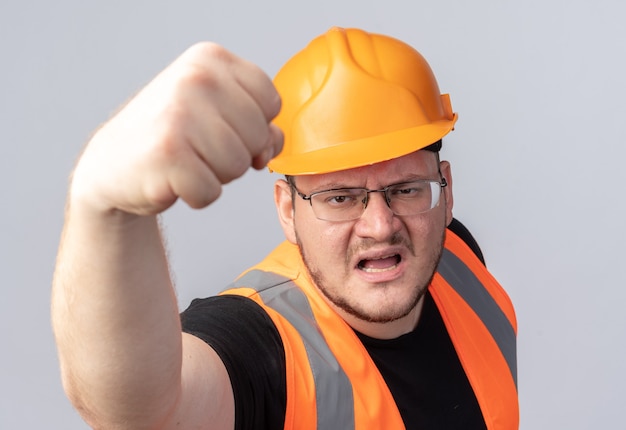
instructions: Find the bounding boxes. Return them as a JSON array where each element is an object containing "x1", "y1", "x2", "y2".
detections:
[
  {"x1": 390, "y1": 182, "x2": 427, "y2": 199},
  {"x1": 317, "y1": 190, "x2": 363, "y2": 208},
  {"x1": 325, "y1": 194, "x2": 356, "y2": 206}
]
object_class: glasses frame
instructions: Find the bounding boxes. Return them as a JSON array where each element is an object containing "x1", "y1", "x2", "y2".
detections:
[{"x1": 290, "y1": 177, "x2": 448, "y2": 221}]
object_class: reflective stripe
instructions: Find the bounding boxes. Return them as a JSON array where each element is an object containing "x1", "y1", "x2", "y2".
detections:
[
  {"x1": 437, "y1": 249, "x2": 518, "y2": 388},
  {"x1": 232, "y1": 270, "x2": 355, "y2": 430}
]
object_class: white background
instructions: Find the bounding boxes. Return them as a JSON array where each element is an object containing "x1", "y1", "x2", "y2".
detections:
[{"x1": 2, "y1": 1, "x2": 625, "y2": 428}]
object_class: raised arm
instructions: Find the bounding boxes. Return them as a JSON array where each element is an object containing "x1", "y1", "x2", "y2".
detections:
[{"x1": 51, "y1": 42, "x2": 282, "y2": 430}]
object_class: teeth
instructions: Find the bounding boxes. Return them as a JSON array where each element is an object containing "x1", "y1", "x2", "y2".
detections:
[
  {"x1": 358, "y1": 254, "x2": 400, "y2": 272},
  {"x1": 360, "y1": 264, "x2": 398, "y2": 273}
]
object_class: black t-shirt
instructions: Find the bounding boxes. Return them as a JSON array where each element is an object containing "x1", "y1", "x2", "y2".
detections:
[
  {"x1": 355, "y1": 292, "x2": 486, "y2": 429},
  {"x1": 180, "y1": 219, "x2": 488, "y2": 429},
  {"x1": 181, "y1": 292, "x2": 486, "y2": 430}
]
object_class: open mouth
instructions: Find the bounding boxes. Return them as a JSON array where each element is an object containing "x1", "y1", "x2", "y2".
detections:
[{"x1": 357, "y1": 254, "x2": 402, "y2": 273}]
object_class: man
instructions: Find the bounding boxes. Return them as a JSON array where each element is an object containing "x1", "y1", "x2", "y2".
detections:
[{"x1": 52, "y1": 27, "x2": 518, "y2": 429}]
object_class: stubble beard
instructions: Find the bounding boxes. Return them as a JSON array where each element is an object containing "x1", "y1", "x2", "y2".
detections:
[{"x1": 296, "y1": 227, "x2": 447, "y2": 324}]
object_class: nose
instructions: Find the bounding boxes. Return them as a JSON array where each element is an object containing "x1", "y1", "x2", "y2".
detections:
[{"x1": 354, "y1": 191, "x2": 399, "y2": 240}]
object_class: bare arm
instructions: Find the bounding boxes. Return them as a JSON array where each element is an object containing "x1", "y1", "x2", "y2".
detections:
[{"x1": 51, "y1": 42, "x2": 282, "y2": 429}]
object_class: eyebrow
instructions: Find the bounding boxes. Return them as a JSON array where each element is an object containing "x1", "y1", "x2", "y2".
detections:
[{"x1": 308, "y1": 174, "x2": 437, "y2": 193}]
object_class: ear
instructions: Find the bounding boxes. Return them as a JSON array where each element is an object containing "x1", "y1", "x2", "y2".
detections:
[
  {"x1": 439, "y1": 160, "x2": 454, "y2": 226},
  {"x1": 274, "y1": 179, "x2": 297, "y2": 244}
]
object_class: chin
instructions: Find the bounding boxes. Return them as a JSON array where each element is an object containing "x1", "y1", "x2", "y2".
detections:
[{"x1": 330, "y1": 282, "x2": 427, "y2": 324}]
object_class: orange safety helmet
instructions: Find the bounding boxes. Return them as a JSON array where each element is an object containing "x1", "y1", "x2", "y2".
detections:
[{"x1": 268, "y1": 27, "x2": 457, "y2": 175}]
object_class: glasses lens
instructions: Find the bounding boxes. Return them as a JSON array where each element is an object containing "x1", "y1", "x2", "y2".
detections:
[
  {"x1": 310, "y1": 188, "x2": 367, "y2": 221},
  {"x1": 306, "y1": 181, "x2": 442, "y2": 221},
  {"x1": 388, "y1": 181, "x2": 441, "y2": 215}
]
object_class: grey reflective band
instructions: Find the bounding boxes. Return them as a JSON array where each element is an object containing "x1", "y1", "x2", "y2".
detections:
[
  {"x1": 230, "y1": 271, "x2": 355, "y2": 430},
  {"x1": 437, "y1": 249, "x2": 518, "y2": 389}
]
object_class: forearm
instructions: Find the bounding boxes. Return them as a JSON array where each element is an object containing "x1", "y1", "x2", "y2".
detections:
[
  {"x1": 51, "y1": 201, "x2": 182, "y2": 429},
  {"x1": 50, "y1": 42, "x2": 282, "y2": 429}
]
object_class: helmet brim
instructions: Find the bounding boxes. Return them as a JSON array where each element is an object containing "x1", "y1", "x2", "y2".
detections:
[{"x1": 268, "y1": 115, "x2": 457, "y2": 175}]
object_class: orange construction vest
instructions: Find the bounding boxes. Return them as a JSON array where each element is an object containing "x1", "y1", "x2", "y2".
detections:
[{"x1": 222, "y1": 229, "x2": 518, "y2": 429}]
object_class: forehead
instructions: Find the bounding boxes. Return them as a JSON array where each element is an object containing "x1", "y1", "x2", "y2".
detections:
[{"x1": 295, "y1": 150, "x2": 440, "y2": 189}]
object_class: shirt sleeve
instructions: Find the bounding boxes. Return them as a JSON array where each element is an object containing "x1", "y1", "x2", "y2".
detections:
[{"x1": 180, "y1": 294, "x2": 286, "y2": 430}]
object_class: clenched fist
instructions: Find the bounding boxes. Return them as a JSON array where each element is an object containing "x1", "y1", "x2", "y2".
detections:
[{"x1": 70, "y1": 42, "x2": 283, "y2": 216}]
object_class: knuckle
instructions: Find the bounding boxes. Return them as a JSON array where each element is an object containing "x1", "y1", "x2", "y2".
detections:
[
  {"x1": 177, "y1": 64, "x2": 220, "y2": 94},
  {"x1": 186, "y1": 41, "x2": 232, "y2": 63},
  {"x1": 268, "y1": 91, "x2": 282, "y2": 119},
  {"x1": 247, "y1": 126, "x2": 270, "y2": 152},
  {"x1": 187, "y1": 186, "x2": 222, "y2": 209},
  {"x1": 221, "y1": 148, "x2": 251, "y2": 183},
  {"x1": 271, "y1": 125, "x2": 284, "y2": 152},
  {"x1": 174, "y1": 42, "x2": 234, "y2": 92},
  {"x1": 142, "y1": 180, "x2": 176, "y2": 213},
  {"x1": 154, "y1": 120, "x2": 186, "y2": 158}
]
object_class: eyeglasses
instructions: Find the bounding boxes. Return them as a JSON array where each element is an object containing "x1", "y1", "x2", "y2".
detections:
[{"x1": 291, "y1": 178, "x2": 447, "y2": 222}]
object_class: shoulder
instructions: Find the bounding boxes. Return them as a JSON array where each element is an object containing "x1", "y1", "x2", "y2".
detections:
[
  {"x1": 447, "y1": 218, "x2": 485, "y2": 265},
  {"x1": 180, "y1": 295, "x2": 285, "y2": 374},
  {"x1": 180, "y1": 295, "x2": 287, "y2": 430},
  {"x1": 181, "y1": 294, "x2": 274, "y2": 332}
]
